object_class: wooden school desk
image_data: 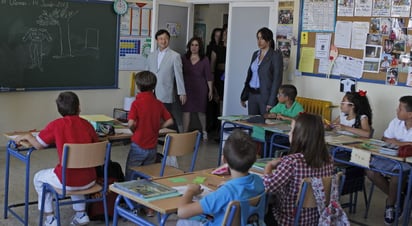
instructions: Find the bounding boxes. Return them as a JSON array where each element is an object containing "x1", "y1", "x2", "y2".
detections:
[
  {"x1": 217, "y1": 116, "x2": 291, "y2": 165},
  {"x1": 110, "y1": 170, "x2": 229, "y2": 226}
]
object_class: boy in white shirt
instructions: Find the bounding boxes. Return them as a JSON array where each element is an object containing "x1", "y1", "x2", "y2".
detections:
[{"x1": 366, "y1": 96, "x2": 412, "y2": 225}]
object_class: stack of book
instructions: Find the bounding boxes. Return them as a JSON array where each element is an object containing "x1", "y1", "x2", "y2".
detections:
[{"x1": 113, "y1": 179, "x2": 181, "y2": 202}]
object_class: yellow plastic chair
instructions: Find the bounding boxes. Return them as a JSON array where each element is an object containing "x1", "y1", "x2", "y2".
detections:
[{"x1": 38, "y1": 141, "x2": 111, "y2": 226}]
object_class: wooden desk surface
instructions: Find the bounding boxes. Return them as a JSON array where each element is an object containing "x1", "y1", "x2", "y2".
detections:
[
  {"x1": 109, "y1": 170, "x2": 229, "y2": 214},
  {"x1": 222, "y1": 115, "x2": 406, "y2": 162},
  {"x1": 4, "y1": 126, "x2": 176, "y2": 148}
]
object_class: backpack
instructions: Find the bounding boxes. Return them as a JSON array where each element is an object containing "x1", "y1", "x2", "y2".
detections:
[
  {"x1": 87, "y1": 160, "x2": 125, "y2": 220},
  {"x1": 311, "y1": 175, "x2": 350, "y2": 226}
]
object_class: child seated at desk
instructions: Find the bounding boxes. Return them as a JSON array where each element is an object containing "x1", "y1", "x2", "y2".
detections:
[
  {"x1": 265, "y1": 84, "x2": 304, "y2": 121},
  {"x1": 177, "y1": 129, "x2": 265, "y2": 225},
  {"x1": 366, "y1": 96, "x2": 412, "y2": 225},
  {"x1": 263, "y1": 113, "x2": 334, "y2": 225},
  {"x1": 331, "y1": 90, "x2": 373, "y2": 138},
  {"x1": 15, "y1": 91, "x2": 99, "y2": 226}
]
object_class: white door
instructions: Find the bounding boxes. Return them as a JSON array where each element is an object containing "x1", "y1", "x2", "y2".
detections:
[
  {"x1": 223, "y1": 1, "x2": 278, "y2": 116},
  {"x1": 153, "y1": 0, "x2": 194, "y2": 54}
]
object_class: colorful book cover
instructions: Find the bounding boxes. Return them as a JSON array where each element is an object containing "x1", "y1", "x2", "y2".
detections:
[
  {"x1": 252, "y1": 158, "x2": 276, "y2": 171},
  {"x1": 113, "y1": 179, "x2": 180, "y2": 201}
]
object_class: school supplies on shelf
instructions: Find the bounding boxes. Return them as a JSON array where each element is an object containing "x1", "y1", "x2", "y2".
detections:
[{"x1": 113, "y1": 179, "x2": 180, "y2": 202}]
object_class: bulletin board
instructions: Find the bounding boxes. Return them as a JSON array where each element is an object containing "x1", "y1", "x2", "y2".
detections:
[{"x1": 297, "y1": 0, "x2": 412, "y2": 86}]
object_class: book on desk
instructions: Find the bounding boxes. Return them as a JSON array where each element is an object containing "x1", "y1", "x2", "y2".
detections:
[
  {"x1": 113, "y1": 179, "x2": 181, "y2": 202},
  {"x1": 252, "y1": 158, "x2": 276, "y2": 172}
]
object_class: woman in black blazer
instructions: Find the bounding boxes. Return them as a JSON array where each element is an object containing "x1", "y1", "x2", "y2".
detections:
[{"x1": 240, "y1": 27, "x2": 283, "y2": 115}]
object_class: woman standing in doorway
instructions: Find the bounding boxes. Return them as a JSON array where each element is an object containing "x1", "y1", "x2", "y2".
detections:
[
  {"x1": 181, "y1": 37, "x2": 214, "y2": 141},
  {"x1": 210, "y1": 25, "x2": 227, "y2": 101},
  {"x1": 241, "y1": 27, "x2": 283, "y2": 115}
]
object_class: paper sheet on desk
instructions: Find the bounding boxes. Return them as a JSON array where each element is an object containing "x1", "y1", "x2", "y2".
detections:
[
  {"x1": 114, "y1": 128, "x2": 132, "y2": 134},
  {"x1": 172, "y1": 185, "x2": 213, "y2": 201},
  {"x1": 5, "y1": 131, "x2": 39, "y2": 140},
  {"x1": 325, "y1": 135, "x2": 361, "y2": 145},
  {"x1": 350, "y1": 148, "x2": 371, "y2": 168}
]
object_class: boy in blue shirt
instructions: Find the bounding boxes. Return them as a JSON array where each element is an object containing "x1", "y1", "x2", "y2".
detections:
[
  {"x1": 265, "y1": 84, "x2": 303, "y2": 121},
  {"x1": 177, "y1": 129, "x2": 264, "y2": 225}
]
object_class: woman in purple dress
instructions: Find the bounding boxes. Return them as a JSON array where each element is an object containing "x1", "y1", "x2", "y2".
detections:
[{"x1": 181, "y1": 37, "x2": 213, "y2": 141}]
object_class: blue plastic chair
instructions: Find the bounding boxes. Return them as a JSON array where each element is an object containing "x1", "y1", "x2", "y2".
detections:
[
  {"x1": 222, "y1": 192, "x2": 267, "y2": 226},
  {"x1": 38, "y1": 141, "x2": 111, "y2": 226}
]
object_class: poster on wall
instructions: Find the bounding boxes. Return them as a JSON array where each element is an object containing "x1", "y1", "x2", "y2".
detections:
[
  {"x1": 276, "y1": 1, "x2": 294, "y2": 40},
  {"x1": 118, "y1": 1, "x2": 152, "y2": 71},
  {"x1": 302, "y1": 0, "x2": 336, "y2": 32},
  {"x1": 194, "y1": 22, "x2": 206, "y2": 45},
  {"x1": 119, "y1": 37, "x2": 151, "y2": 71},
  {"x1": 337, "y1": 0, "x2": 354, "y2": 16}
]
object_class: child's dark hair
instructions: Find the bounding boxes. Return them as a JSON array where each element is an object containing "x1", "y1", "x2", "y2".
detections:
[
  {"x1": 279, "y1": 84, "x2": 298, "y2": 101},
  {"x1": 185, "y1": 37, "x2": 205, "y2": 59},
  {"x1": 155, "y1": 29, "x2": 170, "y2": 39},
  {"x1": 223, "y1": 129, "x2": 257, "y2": 173},
  {"x1": 135, "y1": 71, "x2": 157, "y2": 92},
  {"x1": 345, "y1": 91, "x2": 372, "y2": 128},
  {"x1": 290, "y1": 113, "x2": 330, "y2": 168},
  {"x1": 399, "y1": 96, "x2": 412, "y2": 112},
  {"x1": 56, "y1": 91, "x2": 80, "y2": 116}
]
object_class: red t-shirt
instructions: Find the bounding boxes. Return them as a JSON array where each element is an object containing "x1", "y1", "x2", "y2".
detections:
[
  {"x1": 128, "y1": 92, "x2": 172, "y2": 149},
  {"x1": 37, "y1": 115, "x2": 99, "y2": 187}
]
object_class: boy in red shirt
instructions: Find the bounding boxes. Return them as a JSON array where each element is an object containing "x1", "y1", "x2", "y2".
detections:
[
  {"x1": 15, "y1": 91, "x2": 99, "y2": 226},
  {"x1": 125, "y1": 71, "x2": 173, "y2": 180}
]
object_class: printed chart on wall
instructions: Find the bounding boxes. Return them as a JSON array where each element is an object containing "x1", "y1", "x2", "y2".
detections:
[
  {"x1": 119, "y1": 1, "x2": 152, "y2": 71},
  {"x1": 298, "y1": 0, "x2": 412, "y2": 87}
]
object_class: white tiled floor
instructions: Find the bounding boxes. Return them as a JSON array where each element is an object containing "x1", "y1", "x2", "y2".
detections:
[{"x1": 0, "y1": 137, "x2": 410, "y2": 226}]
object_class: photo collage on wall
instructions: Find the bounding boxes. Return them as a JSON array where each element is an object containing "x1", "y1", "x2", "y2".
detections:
[
  {"x1": 334, "y1": 0, "x2": 412, "y2": 87},
  {"x1": 369, "y1": 17, "x2": 411, "y2": 86}
]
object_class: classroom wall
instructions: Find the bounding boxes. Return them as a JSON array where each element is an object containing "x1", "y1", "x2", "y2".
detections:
[{"x1": 1, "y1": 0, "x2": 408, "y2": 146}]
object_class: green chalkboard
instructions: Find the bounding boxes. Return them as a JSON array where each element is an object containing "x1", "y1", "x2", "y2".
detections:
[{"x1": 0, "y1": 0, "x2": 119, "y2": 91}]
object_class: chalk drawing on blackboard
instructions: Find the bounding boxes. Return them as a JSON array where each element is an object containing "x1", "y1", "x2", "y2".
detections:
[
  {"x1": 22, "y1": 27, "x2": 52, "y2": 71},
  {"x1": 37, "y1": 3, "x2": 79, "y2": 58}
]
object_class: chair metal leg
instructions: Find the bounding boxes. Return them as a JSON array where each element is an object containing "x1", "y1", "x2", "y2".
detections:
[
  {"x1": 103, "y1": 195, "x2": 109, "y2": 226},
  {"x1": 39, "y1": 186, "x2": 46, "y2": 226},
  {"x1": 353, "y1": 191, "x2": 358, "y2": 213},
  {"x1": 364, "y1": 183, "x2": 374, "y2": 219}
]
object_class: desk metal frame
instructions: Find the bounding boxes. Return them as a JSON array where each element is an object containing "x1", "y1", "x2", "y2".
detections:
[
  {"x1": 331, "y1": 146, "x2": 409, "y2": 226},
  {"x1": 218, "y1": 121, "x2": 268, "y2": 166},
  {"x1": 3, "y1": 141, "x2": 36, "y2": 226},
  {"x1": 112, "y1": 195, "x2": 167, "y2": 226}
]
